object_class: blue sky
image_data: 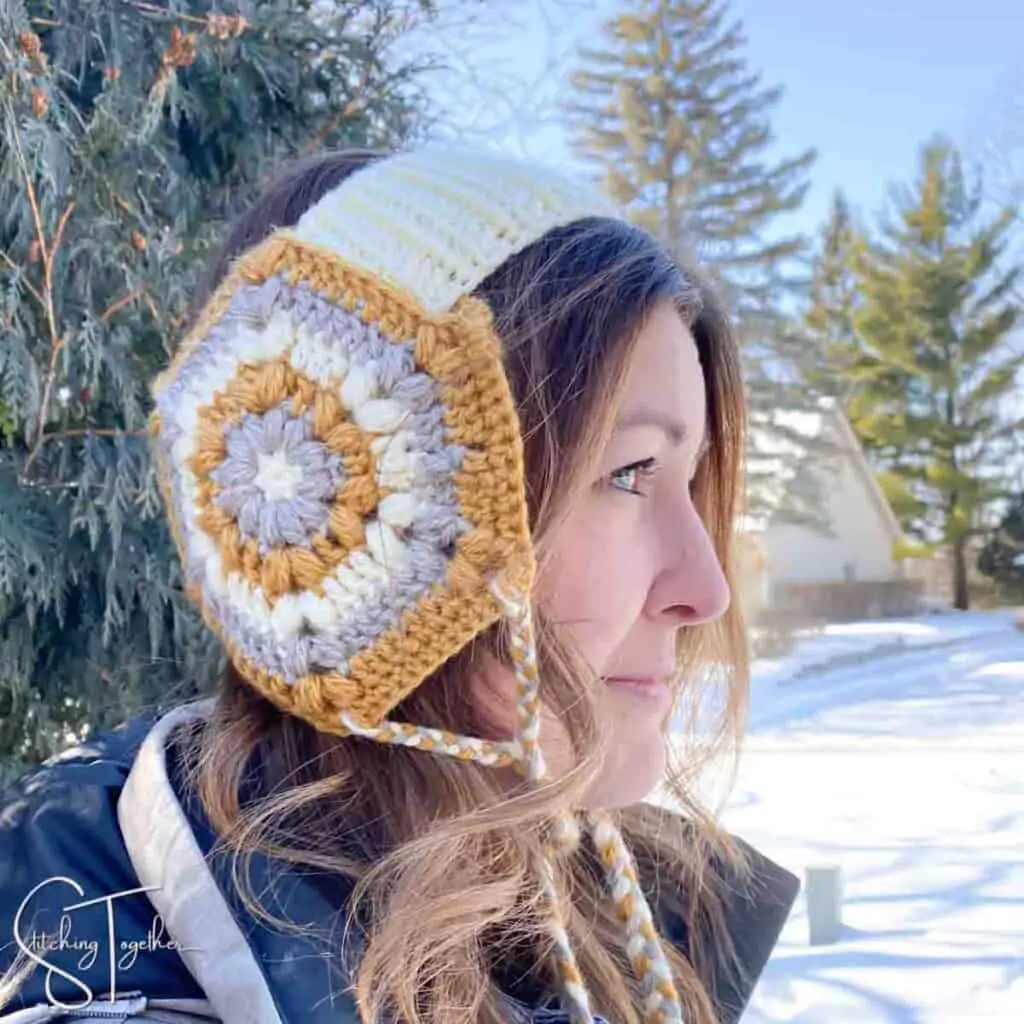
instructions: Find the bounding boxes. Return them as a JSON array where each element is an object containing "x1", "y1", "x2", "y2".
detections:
[
  {"x1": 420, "y1": 0, "x2": 1023, "y2": 243},
  {"x1": 728, "y1": 0, "x2": 1022, "y2": 234}
]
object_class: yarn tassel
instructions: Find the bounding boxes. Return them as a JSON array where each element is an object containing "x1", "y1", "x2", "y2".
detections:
[
  {"x1": 491, "y1": 579, "x2": 594, "y2": 1024},
  {"x1": 588, "y1": 810, "x2": 684, "y2": 1024}
]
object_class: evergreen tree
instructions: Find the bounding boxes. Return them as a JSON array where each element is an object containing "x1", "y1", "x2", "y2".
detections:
[
  {"x1": 842, "y1": 138, "x2": 1023, "y2": 610},
  {"x1": 977, "y1": 491, "x2": 1024, "y2": 601},
  {"x1": 802, "y1": 190, "x2": 867, "y2": 400},
  {"x1": 0, "y1": 0, "x2": 432, "y2": 777},
  {"x1": 562, "y1": 0, "x2": 820, "y2": 522}
]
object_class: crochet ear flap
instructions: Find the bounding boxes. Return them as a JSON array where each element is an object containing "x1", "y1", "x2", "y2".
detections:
[{"x1": 150, "y1": 232, "x2": 535, "y2": 733}]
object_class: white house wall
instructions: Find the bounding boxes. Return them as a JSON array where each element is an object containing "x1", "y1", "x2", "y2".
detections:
[{"x1": 763, "y1": 444, "x2": 900, "y2": 586}]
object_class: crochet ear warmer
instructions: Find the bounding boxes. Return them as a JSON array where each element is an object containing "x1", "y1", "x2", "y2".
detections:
[
  {"x1": 151, "y1": 145, "x2": 619, "y2": 736},
  {"x1": 150, "y1": 145, "x2": 684, "y2": 1023}
]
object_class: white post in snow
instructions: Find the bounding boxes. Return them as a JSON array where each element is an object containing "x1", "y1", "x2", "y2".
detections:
[{"x1": 805, "y1": 864, "x2": 843, "y2": 945}]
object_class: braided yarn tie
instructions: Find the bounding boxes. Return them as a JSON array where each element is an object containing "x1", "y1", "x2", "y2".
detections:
[
  {"x1": 493, "y1": 580, "x2": 685, "y2": 1023},
  {"x1": 337, "y1": 713, "x2": 521, "y2": 766},
  {"x1": 488, "y1": 578, "x2": 549, "y2": 785},
  {"x1": 588, "y1": 811, "x2": 684, "y2": 1024},
  {"x1": 490, "y1": 579, "x2": 594, "y2": 1023},
  {"x1": 329, "y1": 582, "x2": 687, "y2": 1024}
]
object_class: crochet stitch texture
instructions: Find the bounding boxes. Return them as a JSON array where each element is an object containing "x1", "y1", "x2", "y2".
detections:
[
  {"x1": 153, "y1": 236, "x2": 534, "y2": 732},
  {"x1": 150, "y1": 144, "x2": 685, "y2": 1024}
]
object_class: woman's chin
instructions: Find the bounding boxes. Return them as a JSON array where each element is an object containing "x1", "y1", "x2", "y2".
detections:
[{"x1": 585, "y1": 734, "x2": 668, "y2": 809}]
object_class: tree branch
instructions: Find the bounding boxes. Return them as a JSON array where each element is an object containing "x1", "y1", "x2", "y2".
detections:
[
  {"x1": 0, "y1": 249, "x2": 45, "y2": 309},
  {"x1": 38, "y1": 428, "x2": 148, "y2": 443},
  {"x1": 302, "y1": 98, "x2": 362, "y2": 157},
  {"x1": 99, "y1": 289, "x2": 143, "y2": 324},
  {"x1": 127, "y1": 1, "x2": 210, "y2": 27},
  {"x1": 8, "y1": 111, "x2": 78, "y2": 481}
]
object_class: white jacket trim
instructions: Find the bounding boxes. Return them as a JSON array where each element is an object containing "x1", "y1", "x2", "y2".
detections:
[{"x1": 117, "y1": 700, "x2": 283, "y2": 1024}]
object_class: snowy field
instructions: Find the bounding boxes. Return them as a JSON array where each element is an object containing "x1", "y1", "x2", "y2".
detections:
[{"x1": 714, "y1": 610, "x2": 1023, "y2": 1022}]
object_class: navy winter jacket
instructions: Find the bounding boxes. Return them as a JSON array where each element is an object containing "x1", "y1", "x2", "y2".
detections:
[{"x1": 0, "y1": 701, "x2": 799, "y2": 1023}]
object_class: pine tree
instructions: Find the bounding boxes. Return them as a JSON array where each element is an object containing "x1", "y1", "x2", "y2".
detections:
[
  {"x1": 802, "y1": 191, "x2": 867, "y2": 400},
  {"x1": 977, "y1": 491, "x2": 1024, "y2": 601},
  {"x1": 842, "y1": 138, "x2": 1023, "y2": 610},
  {"x1": 562, "y1": 0, "x2": 820, "y2": 522},
  {"x1": 0, "y1": 0, "x2": 433, "y2": 778}
]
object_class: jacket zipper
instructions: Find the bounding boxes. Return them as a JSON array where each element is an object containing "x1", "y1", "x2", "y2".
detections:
[{"x1": 56, "y1": 992, "x2": 148, "y2": 1019}]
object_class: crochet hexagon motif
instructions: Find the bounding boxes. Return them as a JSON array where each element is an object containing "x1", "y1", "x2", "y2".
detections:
[{"x1": 150, "y1": 234, "x2": 535, "y2": 732}]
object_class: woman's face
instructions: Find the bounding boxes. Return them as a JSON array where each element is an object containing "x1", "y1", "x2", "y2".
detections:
[{"x1": 479, "y1": 299, "x2": 731, "y2": 807}]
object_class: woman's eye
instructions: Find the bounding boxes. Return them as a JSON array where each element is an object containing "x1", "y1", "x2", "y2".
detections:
[{"x1": 608, "y1": 458, "x2": 658, "y2": 496}]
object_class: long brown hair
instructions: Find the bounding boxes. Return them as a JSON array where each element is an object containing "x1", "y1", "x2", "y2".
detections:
[{"x1": 181, "y1": 148, "x2": 752, "y2": 1023}]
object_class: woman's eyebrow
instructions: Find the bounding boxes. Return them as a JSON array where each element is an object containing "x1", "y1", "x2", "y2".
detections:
[{"x1": 613, "y1": 411, "x2": 691, "y2": 446}]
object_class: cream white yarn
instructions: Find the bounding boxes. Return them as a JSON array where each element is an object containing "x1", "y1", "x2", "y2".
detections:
[{"x1": 292, "y1": 144, "x2": 624, "y2": 313}]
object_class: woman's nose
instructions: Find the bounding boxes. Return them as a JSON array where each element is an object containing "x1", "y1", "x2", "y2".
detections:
[{"x1": 649, "y1": 515, "x2": 731, "y2": 626}]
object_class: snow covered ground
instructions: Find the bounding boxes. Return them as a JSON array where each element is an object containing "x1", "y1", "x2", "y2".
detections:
[{"x1": 718, "y1": 609, "x2": 1024, "y2": 1022}]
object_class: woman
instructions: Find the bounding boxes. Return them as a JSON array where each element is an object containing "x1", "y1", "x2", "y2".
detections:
[{"x1": 0, "y1": 145, "x2": 798, "y2": 1024}]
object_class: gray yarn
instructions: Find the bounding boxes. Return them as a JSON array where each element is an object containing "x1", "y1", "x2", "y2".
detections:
[
  {"x1": 211, "y1": 404, "x2": 344, "y2": 553},
  {"x1": 210, "y1": 538, "x2": 450, "y2": 683}
]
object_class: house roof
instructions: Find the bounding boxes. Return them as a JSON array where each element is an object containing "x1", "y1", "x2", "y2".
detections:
[{"x1": 741, "y1": 398, "x2": 905, "y2": 545}]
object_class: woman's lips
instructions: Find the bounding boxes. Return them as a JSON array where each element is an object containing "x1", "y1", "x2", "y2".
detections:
[{"x1": 603, "y1": 676, "x2": 672, "y2": 703}]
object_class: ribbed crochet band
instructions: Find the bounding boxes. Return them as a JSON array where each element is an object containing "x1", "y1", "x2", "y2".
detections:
[{"x1": 292, "y1": 144, "x2": 623, "y2": 313}]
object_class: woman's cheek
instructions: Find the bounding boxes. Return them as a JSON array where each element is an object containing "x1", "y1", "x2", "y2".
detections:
[{"x1": 541, "y1": 519, "x2": 652, "y2": 665}]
